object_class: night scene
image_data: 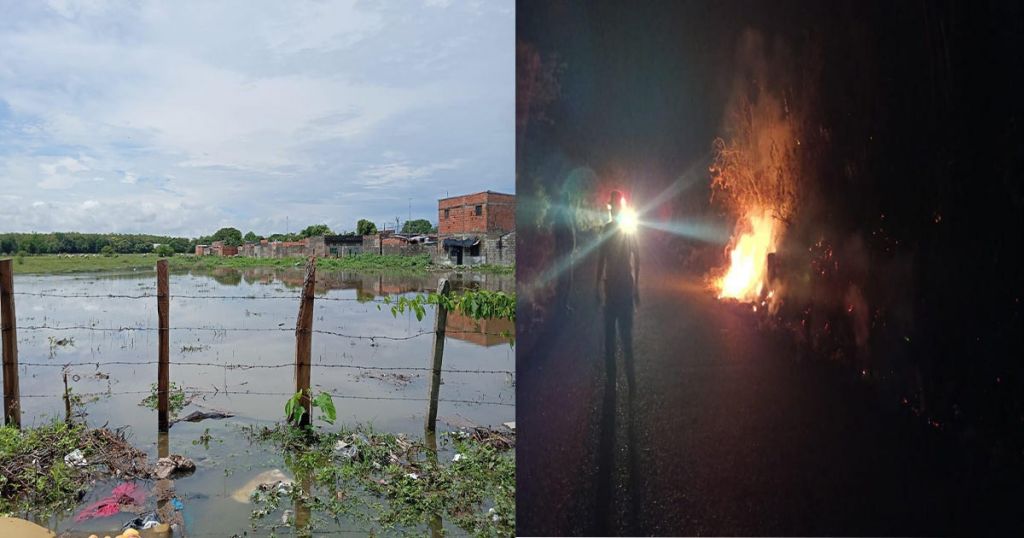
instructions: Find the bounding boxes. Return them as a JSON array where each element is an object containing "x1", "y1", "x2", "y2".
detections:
[{"x1": 516, "y1": 0, "x2": 1023, "y2": 536}]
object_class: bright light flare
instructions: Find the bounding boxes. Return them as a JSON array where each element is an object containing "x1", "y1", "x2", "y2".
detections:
[
  {"x1": 716, "y1": 208, "x2": 777, "y2": 302},
  {"x1": 617, "y1": 204, "x2": 639, "y2": 234}
]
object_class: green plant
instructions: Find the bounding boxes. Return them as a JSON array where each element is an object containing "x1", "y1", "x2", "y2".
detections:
[
  {"x1": 193, "y1": 428, "x2": 219, "y2": 448},
  {"x1": 243, "y1": 424, "x2": 515, "y2": 536},
  {"x1": 382, "y1": 289, "x2": 516, "y2": 322},
  {"x1": 356, "y1": 219, "x2": 378, "y2": 235},
  {"x1": 139, "y1": 382, "x2": 187, "y2": 417},
  {"x1": 299, "y1": 224, "x2": 333, "y2": 238},
  {"x1": 0, "y1": 422, "x2": 90, "y2": 517},
  {"x1": 285, "y1": 389, "x2": 336, "y2": 425},
  {"x1": 154, "y1": 244, "x2": 175, "y2": 257},
  {"x1": 400, "y1": 219, "x2": 433, "y2": 235}
]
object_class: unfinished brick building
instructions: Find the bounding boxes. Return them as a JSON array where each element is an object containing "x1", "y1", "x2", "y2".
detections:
[
  {"x1": 195, "y1": 240, "x2": 238, "y2": 257},
  {"x1": 437, "y1": 191, "x2": 515, "y2": 266}
]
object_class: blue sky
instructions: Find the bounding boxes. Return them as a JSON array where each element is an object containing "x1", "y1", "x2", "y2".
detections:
[{"x1": 0, "y1": 0, "x2": 513, "y2": 237}]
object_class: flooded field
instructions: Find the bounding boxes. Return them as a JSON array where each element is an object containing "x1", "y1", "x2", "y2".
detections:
[{"x1": 9, "y1": 267, "x2": 514, "y2": 535}]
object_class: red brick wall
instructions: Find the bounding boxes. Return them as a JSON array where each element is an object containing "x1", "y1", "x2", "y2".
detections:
[{"x1": 438, "y1": 192, "x2": 515, "y2": 234}]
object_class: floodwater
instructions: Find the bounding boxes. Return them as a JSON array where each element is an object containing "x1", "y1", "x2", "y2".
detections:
[{"x1": 9, "y1": 267, "x2": 514, "y2": 535}]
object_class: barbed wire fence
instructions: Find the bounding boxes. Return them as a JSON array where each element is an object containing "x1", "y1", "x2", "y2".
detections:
[{"x1": 0, "y1": 258, "x2": 516, "y2": 432}]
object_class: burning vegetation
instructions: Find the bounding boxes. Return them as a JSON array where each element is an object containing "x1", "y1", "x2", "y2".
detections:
[{"x1": 708, "y1": 30, "x2": 809, "y2": 310}]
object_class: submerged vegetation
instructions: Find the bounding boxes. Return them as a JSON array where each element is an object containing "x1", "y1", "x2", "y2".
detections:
[
  {"x1": 243, "y1": 424, "x2": 515, "y2": 537},
  {"x1": 139, "y1": 382, "x2": 188, "y2": 417}
]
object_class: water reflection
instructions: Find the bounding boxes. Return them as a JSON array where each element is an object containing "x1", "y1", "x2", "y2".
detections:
[{"x1": 12, "y1": 267, "x2": 514, "y2": 535}]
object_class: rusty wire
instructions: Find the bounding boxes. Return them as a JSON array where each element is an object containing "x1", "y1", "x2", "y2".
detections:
[
  {"x1": 17, "y1": 388, "x2": 514, "y2": 407},
  {"x1": 17, "y1": 324, "x2": 512, "y2": 341},
  {"x1": 14, "y1": 291, "x2": 380, "y2": 301},
  {"x1": 19, "y1": 359, "x2": 514, "y2": 375}
]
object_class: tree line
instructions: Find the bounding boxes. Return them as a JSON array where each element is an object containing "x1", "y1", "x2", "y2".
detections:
[{"x1": 0, "y1": 219, "x2": 436, "y2": 255}]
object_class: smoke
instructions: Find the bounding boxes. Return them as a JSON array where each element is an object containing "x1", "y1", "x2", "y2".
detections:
[{"x1": 711, "y1": 28, "x2": 817, "y2": 225}]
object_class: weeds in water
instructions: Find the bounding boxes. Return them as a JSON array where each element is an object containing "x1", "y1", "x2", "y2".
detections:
[
  {"x1": 284, "y1": 390, "x2": 337, "y2": 425},
  {"x1": 48, "y1": 335, "x2": 75, "y2": 357},
  {"x1": 241, "y1": 424, "x2": 515, "y2": 537},
  {"x1": 193, "y1": 428, "x2": 220, "y2": 449},
  {"x1": 139, "y1": 382, "x2": 187, "y2": 417}
]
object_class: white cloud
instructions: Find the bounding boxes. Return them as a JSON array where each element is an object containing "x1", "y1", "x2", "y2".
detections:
[
  {"x1": 37, "y1": 156, "x2": 90, "y2": 189},
  {"x1": 0, "y1": 0, "x2": 514, "y2": 236},
  {"x1": 359, "y1": 159, "x2": 464, "y2": 187}
]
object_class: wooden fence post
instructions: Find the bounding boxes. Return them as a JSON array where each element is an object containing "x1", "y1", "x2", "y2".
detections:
[
  {"x1": 1, "y1": 259, "x2": 19, "y2": 429},
  {"x1": 156, "y1": 259, "x2": 170, "y2": 432},
  {"x1": 63, "y1": 369, "x2": 72, "y2": 424},
  {"x1": 294, "y1": 256, "x2": 316, "y2": 427},
  {"x1": 425, "y1": 278, "x2": 450, "y2": 433}
]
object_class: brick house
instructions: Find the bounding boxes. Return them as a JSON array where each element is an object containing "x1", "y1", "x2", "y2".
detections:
[
  {"x1": 196, "y1": 241, "x2": 237, "y2": 256},
  {"x1": 437, "y1": 191, "x2": 515, "y2": 266},
  {"x1": 308, "y1": 235, "x2": 365, "y2": 257}
]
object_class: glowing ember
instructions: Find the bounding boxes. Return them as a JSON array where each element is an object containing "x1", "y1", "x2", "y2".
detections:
[{"x1": 717, "y1": 208, "x2": 778, "y2": 302}]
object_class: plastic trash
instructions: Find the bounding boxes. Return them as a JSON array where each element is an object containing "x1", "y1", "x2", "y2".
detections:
[
  {"x1": 230, "y1": 469, "x2": 292, "y2": 503},
  {"x1": 406, "y1": 473, "x2": 419, "y2": 480},
  {"x1": 74, "y1": 483, "x2": 145, "y2": 522},
  {"x1": 64, "y1": 449, "x2": 87, "y2": 468},
  {"x1": 338, "y1": 445, "x2": 358, "y2": 460},
  {"x1": 452, "y1": 453, "x2": 463, "y2": 462},
  {"x1": 171, "y1": 498, "x2": 184, "y2": 511},
  {"x1": 121, "y1": 511, "x2": 161, "y2": 530}
]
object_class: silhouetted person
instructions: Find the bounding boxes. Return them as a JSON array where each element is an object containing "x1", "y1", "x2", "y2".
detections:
[
  {"x1": 596, "y1": 190, "x2": 640, "y2": 388},
  {"x1": 593, "y1": 189, "x2": 641, "y2": 533}
]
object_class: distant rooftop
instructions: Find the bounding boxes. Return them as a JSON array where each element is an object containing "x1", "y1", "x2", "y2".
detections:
[{"x1": 438, "y1": 190, "x2": 515, "y2": 202}]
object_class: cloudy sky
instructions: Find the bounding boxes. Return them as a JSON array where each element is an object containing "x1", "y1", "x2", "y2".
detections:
[{"x1": 0, "y1": 0, "x2": 513, "y2": 237}]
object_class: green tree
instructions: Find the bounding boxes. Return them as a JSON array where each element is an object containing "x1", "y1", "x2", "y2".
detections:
[
  {"x1": 210, "y1": 227, "x2": 243, "y2": 246},
  {"x1": 168, "y1": 237, "x2": 191, "y2": 253},
  {"x1": 299, "y1": 224, "x2": 333, "y2": 238},
  {"x1": 401, "y1": 219, "x2": 434, "y2": 235},
  {"x1": 243, "y1": 231, "x2": 258, "y2": 243},
  {"x1": 154, "y1": 244, "x2": 175, "y2": 257},
  {"x1": 356, "y1": 219, "x2": 378, "y2": 236}
]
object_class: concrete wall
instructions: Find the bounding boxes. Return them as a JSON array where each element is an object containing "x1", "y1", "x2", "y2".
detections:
[{"x1": 434, "y1": 231, "x2": 515, "y2": 266}]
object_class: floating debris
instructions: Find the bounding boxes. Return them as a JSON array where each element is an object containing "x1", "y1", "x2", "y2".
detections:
[
  {"x1": 153, "y1": 455, "x2": 196, "y2": 480},
  {"x1": 230, "y1": 469, "x2": 293, "y2": 503},
  {"x1": 171, "y1": 409, "x2": 234, "y2": 425}
]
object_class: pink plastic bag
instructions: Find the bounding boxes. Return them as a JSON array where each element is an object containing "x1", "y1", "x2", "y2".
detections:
[{"x1": 74, "y1": 482, "x2": 146, "y2": 522}]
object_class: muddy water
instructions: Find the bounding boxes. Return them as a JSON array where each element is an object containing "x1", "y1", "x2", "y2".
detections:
[{"x1": 11, "y1": 267, "x2": 514, "y2": 535}]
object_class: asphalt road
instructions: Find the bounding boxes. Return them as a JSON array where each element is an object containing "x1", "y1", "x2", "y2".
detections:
[{"x1": 517, "y1": 255, "x2": 1022, "y2": 536}]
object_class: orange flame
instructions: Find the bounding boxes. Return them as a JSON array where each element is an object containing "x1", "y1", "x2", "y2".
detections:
[{"x1": 717, "y1": 208, "x2": 778, "y2": 302}]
